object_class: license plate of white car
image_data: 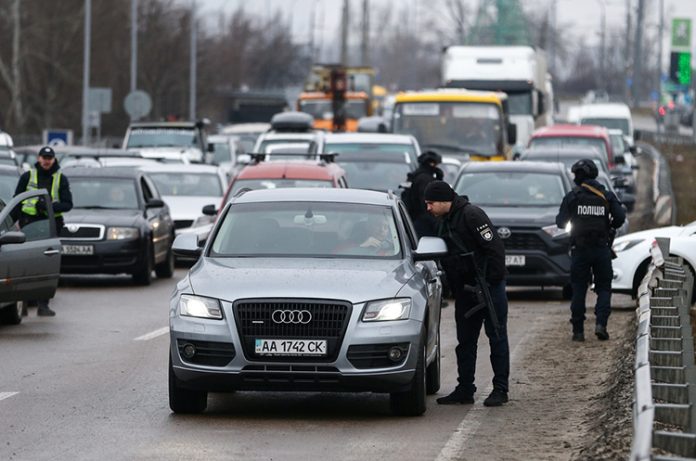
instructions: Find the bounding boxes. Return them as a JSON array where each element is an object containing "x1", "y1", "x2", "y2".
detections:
[
  {"x1": 62, "y1": 244, "x2": 94, "y2": 255},
  {"x1": 505, "y1": 255, "x2": 525, "y2": 266},
  {"x1": 255, "y1": 339, "x2": 327, "y2": 356}
]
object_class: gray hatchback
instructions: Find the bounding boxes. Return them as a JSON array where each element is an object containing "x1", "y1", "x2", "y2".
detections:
[{"x1": 169, "y1": 188, "x2": 447, "y2": 416}]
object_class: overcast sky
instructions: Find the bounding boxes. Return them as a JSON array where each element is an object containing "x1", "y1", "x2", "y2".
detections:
[{"x1": 191, "y1": 0, "x2": 696, "y2": 65}]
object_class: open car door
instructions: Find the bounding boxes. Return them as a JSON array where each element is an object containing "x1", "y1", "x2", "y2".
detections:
[{"x1": 0, "y1": 189, "x2": 62, "y2": 303}]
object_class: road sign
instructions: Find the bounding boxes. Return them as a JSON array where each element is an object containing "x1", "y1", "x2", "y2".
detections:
[
  {"x1": 669, "y1": 51, "x2": 692, "y2": 86},
  {"x1": 88, "y1": 87, "x2": 112, "y2": 113},
  {"x1": 124, "y1": 90, "x2": 152, "y2": 121},
  {"x1": 671, "y1": 18, "x2": 691, "y2": 51},
  {"x1": 42, "y1": 129, "x2": 74, "y2": 146}
]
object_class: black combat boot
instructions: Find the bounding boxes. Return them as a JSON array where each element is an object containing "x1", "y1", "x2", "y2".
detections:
[
  {"x1": 595, "y1": 324, "x2": 609, "y2": 340},
  {"x1": 483, "y1": 388, "x2": 508, "y2": 407},
  {"x1": 436, "y1": 389, "x2": 474, "y2": 405}
]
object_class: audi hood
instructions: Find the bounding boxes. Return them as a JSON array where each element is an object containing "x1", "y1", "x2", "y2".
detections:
[{"x1": 186, "y1": 257, "x2": 416, "y2": 304}]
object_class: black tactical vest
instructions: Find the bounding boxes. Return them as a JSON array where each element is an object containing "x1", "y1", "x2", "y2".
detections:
[{"x1": 570, "y1": 186, "x2": 610, "y2": 245}]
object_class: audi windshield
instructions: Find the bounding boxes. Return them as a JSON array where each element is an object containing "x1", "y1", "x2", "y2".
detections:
[
  {"x1": 126, "y1": 128, "x2": 197, "y2": 149},
  {"x1": 210, "y1": 202, "x2": 401, "y2": 258}
]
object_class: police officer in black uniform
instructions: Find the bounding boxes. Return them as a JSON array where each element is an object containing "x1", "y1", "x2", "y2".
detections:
[
  {"x1": 405, "y1": 151, "x2": 444, "y2": 237},
  {"x1": 424, "y1": 180, "x2": 510, "y2": 407},
  {"x1": 556, "y1": 159, "x2": 625, "y2": 342}
]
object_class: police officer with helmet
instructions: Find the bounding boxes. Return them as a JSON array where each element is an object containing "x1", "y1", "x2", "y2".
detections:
[
  {"x1": 13, "y1": 145, "x2": 73, "y2": 317},
  {"x1": 405, "y1": 150, "x2": 444, "y2": 237},
  {"x1": 556, "y1": 159, "x2": 625, "y2": 342}
]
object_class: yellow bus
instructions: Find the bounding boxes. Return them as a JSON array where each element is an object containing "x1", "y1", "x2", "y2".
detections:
[{"x1": 391, "y1": 89, "x2": 516, "y2": 161}]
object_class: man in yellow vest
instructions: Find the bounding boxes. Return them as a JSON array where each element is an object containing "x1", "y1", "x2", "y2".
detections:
[{"x1": 14, "y1": 146, "x2": 73, "y2": 316}]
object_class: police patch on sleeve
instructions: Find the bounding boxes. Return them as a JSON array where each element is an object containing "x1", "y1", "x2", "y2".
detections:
[{"x1": 477, "y1": 224, "x2": 494, "y2": 241}]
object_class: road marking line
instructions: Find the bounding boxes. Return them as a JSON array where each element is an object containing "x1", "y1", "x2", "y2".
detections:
[
  {"x1": 0, "y1": 392, "x2": 19, "y2": 402},
  {"x1": 134, "y1": 327, "x2": 169, "y2": 341},
  {"x1": 435, "y1": 319, "x2": 542, "y2": 461}
]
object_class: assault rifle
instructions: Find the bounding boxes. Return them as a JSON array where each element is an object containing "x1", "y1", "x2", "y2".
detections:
[{"x1": 446, "y1": 231, "x2": 500, "y2": 338}]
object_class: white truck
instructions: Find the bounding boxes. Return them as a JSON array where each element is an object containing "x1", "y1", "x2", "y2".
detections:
[{"x1": 441, "y1": 46, "x2": 553, "y2": 150}]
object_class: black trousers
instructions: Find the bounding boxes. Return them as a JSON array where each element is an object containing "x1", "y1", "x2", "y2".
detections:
[
  {"x1": 452, "y1": 279, "x2": 510, "y2": 395},
  {"x1": 570, "y1": 245, "x2": 613, "y2": 331}
]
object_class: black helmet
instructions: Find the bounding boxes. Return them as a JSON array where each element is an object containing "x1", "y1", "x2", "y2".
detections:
[
  {"x1": 571, "y1": 159, "x2": 598, "y2": 179},
  {"x1": 418, "y1": 150, "x2": 442, "y2": 166}
]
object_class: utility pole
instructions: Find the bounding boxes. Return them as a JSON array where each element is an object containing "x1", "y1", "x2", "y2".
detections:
[
  {"x1": 130, "y1": 0, "x2": 138, "y2": 93},
  {"x1": 340, "y1": 0, "x2": 349, "y2": 65},
  {"x1": 632, "y1": 0, "x2": 645, "y2": 107},
  {"x1": 549, "y1": 0, "x2": 557, "y2": 76},
  {"x1": 309, "y1": 0, "x2": 317, "y2": 62},
  {"x1": 189, "y1": 1, "x2": 197, "y2": 121},
  {"x1": 656, "y1": 0, "x2": 664, "y2": 105},
  {"x1": 361, "y1": 0, "x2": 369, "y2": 65},
  {"x1": 597, "y1": 0, "x2": 606, "y2": 91},
  {"x1": 624, "y1": 0, "x2": 633, "y2": 102},
  {"x1": 81, "y1": 0, "x2": 91, "y2": 145}
]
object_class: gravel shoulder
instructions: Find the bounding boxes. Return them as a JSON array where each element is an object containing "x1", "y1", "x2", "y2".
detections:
[{"x1": 450, "y1": 295, "x2": 635, "y2": 461}]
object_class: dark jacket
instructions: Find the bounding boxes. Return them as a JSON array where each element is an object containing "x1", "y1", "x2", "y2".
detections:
[
  {"x1": 437, "y1": 195, "x2": 506, "y2": 285},
  {"x1": 555, "y1": 178, "x2": 625, "y2": 246},
  {"x1": 408, "y1": 164, "x2": 443, "y2": 237},
  {"x1": 14, "y1": 160, "x2": 73, "y2": 229}
]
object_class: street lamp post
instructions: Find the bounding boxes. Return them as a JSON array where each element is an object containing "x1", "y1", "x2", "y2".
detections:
[
  {"x1": 81, "y1": 0, "x2": 91, "y2": 145},
  {"x1": 189, "y1": 0, "x2": 197, "y2": 121}
]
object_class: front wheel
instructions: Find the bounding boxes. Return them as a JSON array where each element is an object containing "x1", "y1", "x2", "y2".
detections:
[
  {"x1": 155, "y1": 244, "x2": 175, "y2": 279},
  {"x1": 169, "y1": 356, "x2": 207, "y2": 414},
  {"x1": 390, "y1": 337, "x2": 427, "y2": 416},
  {"x1": 0, "y1": 301, "x2": 23, "y2": 325},
  {"x1": 133, "y1": 245, "x2": 154, "y2": 286},
  {"x1": 426, "y1": 329, "x2": 441, "y2": 395}
]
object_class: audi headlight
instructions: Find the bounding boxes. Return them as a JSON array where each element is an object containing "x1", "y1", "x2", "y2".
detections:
[
  {"x1": 106, "y1": 226, "x2": 139, "y2": 240},
  {"x1": 179, "y1": 294, "x2": 222, "y2": 320},
  {"x1": 613, "y1": 239, "x2": 643, "y2": 253},
  {"x1": 362, "y1": 298, "x2": 411, "y2": 322}
]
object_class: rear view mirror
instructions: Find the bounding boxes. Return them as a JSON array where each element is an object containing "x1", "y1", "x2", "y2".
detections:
[
  {"x1": 172, "y1": 233, "x2": 202, "y2": 258},
  {"x1": 202, "y1": 204, "x2": 217, "y2": 216},
  {"x1": 413, "y1": 237, "x2": 448, "y2": 261},
  {"x1": 0, "y1": 231, "x2": 26, "y2": 246},
  {"x1": 146, "y1": 198, "x2": 165, "y2": 208},
  {"x1": 614, "y1": 154, "x2": 626, "y2": 165},
  {"x1": 293, "y1": 214, "x2": 327, "y2": 225},
  {"x1": 507, "y1": 123, "x2": 517, "y2": 145},
  {"x1": 621, "y1": 193, "x2": 636, "y2": 213},
  {"x1": 207, "y1": 143, "x2": 215, "y2": 153}
]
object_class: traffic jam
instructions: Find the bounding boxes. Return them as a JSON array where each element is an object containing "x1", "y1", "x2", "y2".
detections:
[{"x1": 0, "y1": 18, "x2": 675, "y2": 459}]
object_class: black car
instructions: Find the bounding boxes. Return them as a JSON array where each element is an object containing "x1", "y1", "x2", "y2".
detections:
[
  {"x1": 60, "y1": 167, "x2": 175, "y2": 284},
  {"x1": 453, "y1": 161, "x2": 574, "y2": 296}
]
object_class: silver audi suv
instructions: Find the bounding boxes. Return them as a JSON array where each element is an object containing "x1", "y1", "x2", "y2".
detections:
[{"x1": 169, "y1": 188, "x2": 446, "y2": 416}]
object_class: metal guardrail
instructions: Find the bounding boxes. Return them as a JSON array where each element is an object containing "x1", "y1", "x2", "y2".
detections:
[
  {"x1": 636, "y1": 129, "x2": 696, "y2": 146},
  {"x1": 631, "y1": 237, "x2": 696, "y2": 460}
]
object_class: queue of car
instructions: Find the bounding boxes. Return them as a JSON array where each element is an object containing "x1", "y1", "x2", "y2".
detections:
[{"x1": 0, "y1": 101, "x2": 653, "y2": 418}]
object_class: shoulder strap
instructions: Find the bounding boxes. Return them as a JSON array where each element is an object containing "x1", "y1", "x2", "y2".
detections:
[{"x1": 580, "y1": 183, "x2": 608, "y2": 206}]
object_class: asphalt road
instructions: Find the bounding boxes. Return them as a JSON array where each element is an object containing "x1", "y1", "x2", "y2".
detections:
[{"x1": 0, "y1": 269, "x2": 605, "y2": 461}]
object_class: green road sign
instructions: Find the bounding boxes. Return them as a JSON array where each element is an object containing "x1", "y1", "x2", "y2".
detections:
[
  {"x1": 672, "y1": 18, "x2": 691, "y2": 50},
  {"x1": 669, "y1": 51, "x2": 692, "y2": 86}
]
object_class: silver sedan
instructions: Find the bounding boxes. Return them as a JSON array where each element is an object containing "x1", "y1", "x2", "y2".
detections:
[{"x1": 169, "y1": 188, "x2": 447, "y2": 416}]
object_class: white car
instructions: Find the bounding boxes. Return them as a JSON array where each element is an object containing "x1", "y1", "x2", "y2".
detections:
[
  {"x1": 612, "y1": 222, "x2": 696, "y2": 297},
  {"x1": 139, "y1": 164, "x2": 227, "y2": 234}
]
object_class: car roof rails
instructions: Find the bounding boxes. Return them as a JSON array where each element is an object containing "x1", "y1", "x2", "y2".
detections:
[
  {"x1": 319, "y1": 152, "x2": 339, "y2": 163},
  {"x1": 248, "y1": 153, "x2": 267, "y2": 163},
  {"x1": 233, "y1": 187, "x2": 254, "y2": 198}
]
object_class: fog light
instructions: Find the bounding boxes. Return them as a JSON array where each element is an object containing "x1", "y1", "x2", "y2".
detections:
[
  {"x1": 388, "y1": 347, "x2": 403, "y2": 362},
  {"x1": 182, "y1": 343, "x2": 196, "y2": 359}
]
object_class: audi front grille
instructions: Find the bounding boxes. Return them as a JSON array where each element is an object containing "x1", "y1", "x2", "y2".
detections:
[{"x1": 234, "y1": 299, "x2": 351, "y2": 362}]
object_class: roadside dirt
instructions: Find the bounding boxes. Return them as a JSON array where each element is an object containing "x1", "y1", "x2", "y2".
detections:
[{"x1": 456, "y1": 297, "x2": 635, "y2": 461}]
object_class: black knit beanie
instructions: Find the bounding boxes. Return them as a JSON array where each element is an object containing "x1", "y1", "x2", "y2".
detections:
[{"x1": 423, "y1": 180, "x2": 456, "y2": 202}]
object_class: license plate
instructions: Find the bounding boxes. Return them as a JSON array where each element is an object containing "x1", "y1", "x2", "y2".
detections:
[
  {"x1": 62, "y1": 244, "x2": 94, "y2": 255},
  {"x1": 505, "y1": 255, "x2": 526, "y2": 266},
  {"x1": 255, "y1": 339, "x2": 327, "y2": 356}
]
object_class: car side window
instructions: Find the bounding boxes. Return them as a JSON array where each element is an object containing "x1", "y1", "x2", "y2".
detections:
[
  {"x1": 2, "y1": 200, "x2": 51, "y2": 241},
  {"x1": 140, "y1": 178, "x2": 154, "y2": 202},
  {"x1": 397, "y1": 202, "x2": 418, "y2": 250}
]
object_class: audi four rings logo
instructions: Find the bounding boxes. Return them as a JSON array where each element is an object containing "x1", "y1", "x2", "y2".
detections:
[
  {"x1": 66, "y1": 224, "x2": 79, "y2": 233},
  {"x1": 271, "y1": 310, "x2": 312, "y2": 324},
  {"x1": 497, "y1": 227, "x2": 511, "y2": 239}
]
